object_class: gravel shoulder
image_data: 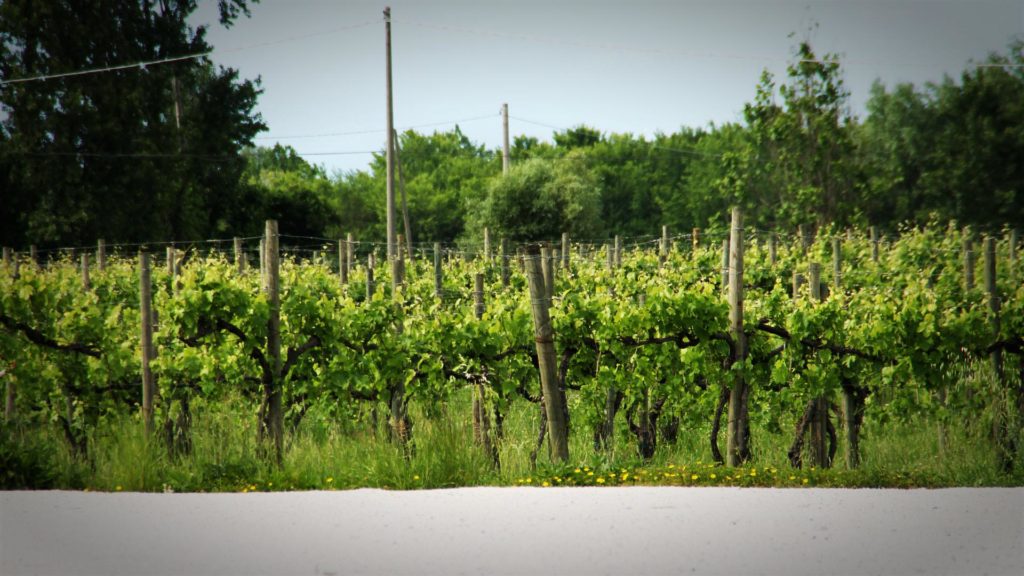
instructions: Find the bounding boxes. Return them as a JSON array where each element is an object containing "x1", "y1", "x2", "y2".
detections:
[{"x1": 2, "y1": 487, "x2": 1021, "y2": 576}]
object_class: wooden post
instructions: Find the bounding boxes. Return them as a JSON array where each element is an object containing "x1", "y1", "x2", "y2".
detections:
[
  {"x1": 338, "y1": 239, "x2": 348, "y2": 285},
  {"x1": 259, "y1": 237, "x2": 266, "y2": 287},
  {"x1": 80, "y1": 254, "x2": 90, "y2": 291},
  {"x1": 692, "y1": 227, "x2": 700, "y2": 251},
  {"x1": 793, "y1": 270, "x2": 805, "y2": 298},
  {"x1": 541, "y1": 245, "x2": 554, "y2": 303},
  {"x1": 346, "y1": 234, "x2": 355, "y2": 279},
  {"x1": 234, "y1": 237, "x2": 246, "y2": 274},
  {"x1": 500, "y1": 239, "x2": 510, "y2": 288},
  {"x1": 3, "y1": 368, "x2": 13, "y2": 421},
  {"x1": 726, "y1": 207, "x2": 747, "y2": 467},
  {"x1": 870, "y1": 226, "x2": 879, "y2": 264},
  {"x1": 29, "y1": 245, "x2": 38, "y2": 269},
  {"x1": 392, "y1": 130, "x2": 413, "y2": 258},
  {"x1": 984, "y1": 237, "x2": 1011, "y2": 469},
  {"x1": 366, "y1": 253, "x2": 376, "y2": 300},
  {"x1": 393, "y1": 234, "x2": 405, "y2": 293},
  {"x1": 263, "y1": 220, "x2": 284, "y2": 464},
  {"x1": 614, "y1": 235, "x2": 622, "y2": 269},
  {"x1": 524, "y1": 244, "x2": 569, "y2": 462},
  {"x1": 2, "y1": 247, "x2": 10, "y2": 271},
  {"x1": 963, "y1": 228, "x2": 975, "y2": 291},
  {"x1": 139, "y1": 251, "x2": 155, "y2": 438},
  {"x1": 1009, "y1": 229, "x2": 1018, "y2": 284},
  {"x1": 96, "y1": 239, "x2": 106, "y2": 272},
  {"x1": 483, "y1": 227, "x2": 491, "y2": 262},
  {"x1": 721, "y1": 238, "x2": 730, "y2": 291},
  {"x1": 660, "y1": 225, "x2": 669, "y2": 267},
  {"x1": 471, "y1": 272, "x2": 494, "y2": 462},
  {"x1": 384, "y1": 6, "x2": 396, "y2": 263},
  {"x1": 432, "y1": 243, "x2": 443, "y2": 299},
  {"x1": 808, "y1": 262, "x2": 829, "y2": 469},
  {"x1": 561, "y1": 232, "x2": 570, "y2": 270},
  {"x1": 502, "y1": 103, "x2": 511, "y2": 175},
  {"x1": 166, "y1": 245, "x2": 176, "y2": 285},
  {"x1": 985, "y1": 238, "x2": 1002, "y2": 380},
  {"x1": 832, "y1": 237, "x2": 842, "y2": 290},
  {"x1": 768, "y1": 233, "x2": 777, "y2": 267}
]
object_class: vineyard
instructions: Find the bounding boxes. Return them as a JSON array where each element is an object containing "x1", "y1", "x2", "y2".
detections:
[{"x1": 1, "y1": 214, "x2": 1022, "y2": 490}]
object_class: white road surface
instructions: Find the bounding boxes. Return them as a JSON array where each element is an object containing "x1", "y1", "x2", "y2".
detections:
[{"x1": 2, "y1": 487, "x2": 1022, "y2": 576}]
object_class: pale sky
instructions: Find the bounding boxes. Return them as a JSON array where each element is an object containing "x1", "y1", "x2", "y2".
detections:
[{"x1": 193, "y1": 0, "x2": 1023, "y2": 175}]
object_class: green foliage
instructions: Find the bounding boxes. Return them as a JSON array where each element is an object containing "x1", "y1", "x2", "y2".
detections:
[
  {"x1": 474, "y1": 153, "x2": 602, "y2": 242},
  {"x1": 0, "y1": 0, "x2": 265, "y2": 248}
]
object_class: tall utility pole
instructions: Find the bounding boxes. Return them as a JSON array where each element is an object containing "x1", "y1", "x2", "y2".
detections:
[
  {"x1": 502, "y1": 103, "x2": 510, "y2": 175},
  {"x1": 384, "y1": 6, "x2": 396, "y2": 262}
]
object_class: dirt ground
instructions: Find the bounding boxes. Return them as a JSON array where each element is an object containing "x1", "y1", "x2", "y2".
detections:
[{"x1": 2, "y1": 487, "x2": 1021, "y2": 575}]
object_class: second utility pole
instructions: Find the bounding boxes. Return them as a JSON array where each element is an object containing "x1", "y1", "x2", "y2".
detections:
[
  {"x1": 502, "y1": 102, "x2": 510, "y2": 175},
  {"x1": 384, "y1": 6, "x2": 396, "y2": 262}
]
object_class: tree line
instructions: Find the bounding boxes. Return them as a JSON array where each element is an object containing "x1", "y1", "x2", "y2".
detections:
[{"x1": 2, "y1": 1, "x2": 1020, "y2": 249}]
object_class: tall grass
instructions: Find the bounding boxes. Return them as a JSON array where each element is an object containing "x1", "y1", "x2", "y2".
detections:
[{"x1": 3, "y1": 387, "x2": 1021, "y2": 491}]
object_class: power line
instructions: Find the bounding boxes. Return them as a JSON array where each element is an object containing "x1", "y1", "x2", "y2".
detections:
[
  {"x1": 0, "y1": 20, "x2": 377, "y2": 87},
  {"x1": 255, "y1": 113, "x2": 498, "y2": 141}
]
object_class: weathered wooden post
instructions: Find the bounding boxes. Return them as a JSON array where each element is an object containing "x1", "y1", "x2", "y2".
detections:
[
  {"x1": 768, "y1": 233, "x2": 777, "y2": 267},
  {"x1": 541, "y1": 245, "x2": 555, "y2": 303},
  {"x1": 233, "y1": 237, "x2": 245, "y2": 274},
  {"x1": 660, "y1": 225, "x2": 669, "y2": 267},
  {"x1": 81, "y1": 254, "x2": 90, "y2": 291},
  {"x1": 726, "y1": 208, "x2": 747, "y2": 467},
  {"x1": 963, "y1": 227, "x2": 975, "y2": 291},
  {"x1": 366, "y1": 253, "x2": 376, "y2": 300},
  {"x1": 524, "y1": 244, "x2": 569, "y2": 462},
  {"x1": 471, "y1": 272, "x2": 496, "y2": 465},
  {"x1": 692, "y1": 227, "x2": 700, "y2": 252},
  {"x1": 832, "y1": 237, "x2": 842, "y2": 290},
  {"x1": 614, "y1": 235, "x2": 622, "y2": 269},
  {"x1": 501, "y1": 238, "x2": 511, "y2": 288},
  {"x1": 561, "y1": 233, "x2": 570, "y2": 271},
  {"x1": 338, "y1": 239, "x2": 348, "y2": 285},
  {"x1": 433, "y1": 242, "x2": 443, "y2": 300},
  {"x1": 808, "y1": 262, "x2": 829, "y2": 469},
  {"x1": 97, "y1": 239, "x2": 107, "y2": 272},
  {"x1": 140, "y1": 250, "x2": 155, "y2": 438},
  {"x1": 263, "y1": 220, "x2": 284, "y2": 464},
  {"x1": 721, "y1": 238, "x2": 730, "y2": 291}
]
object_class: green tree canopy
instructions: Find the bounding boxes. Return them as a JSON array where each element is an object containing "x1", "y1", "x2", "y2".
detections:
[
  {"x1": 0, "y1": 0, "x2": 264, "y2": 247},
  {"x1": 473, "y1": 153, "x2": 602, "y2": 242}
]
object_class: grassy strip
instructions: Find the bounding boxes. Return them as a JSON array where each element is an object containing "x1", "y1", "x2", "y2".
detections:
[{"x1": 3, "y1": 392, "x2": 1022, "y2": 492}]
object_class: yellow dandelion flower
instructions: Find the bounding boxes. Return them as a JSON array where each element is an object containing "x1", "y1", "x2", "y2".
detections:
[
  {"x1": 526, "y1": 477, "x2": 533, "y2": 484},
  {"x1": 413, "y1": 475, "x2": 420, "y2": 481},
  {"x1": 587, "y1": 471, "x2": 594, "y2": 476},
  {"x1": 326, "y1": 477, "x2": 334, "y2": 484},
  {"x1": 690, "y1": 474, "x2": 699, "y2": 481},
  {"x1": 622, "y1": 473, "x2": 629, "y2": 481},
  {"x1": 667, "y1": 463, "x2": 675, "y2": 469},
  {"x1": 542, "y1": 481, "x2": 551, "y2": 487},
  {"x1": 583, "y1": 466, "x2": 590, "y2": 472},
  {"x1": 242, "y1": 488, "x2": 248, "y2": 493},
  {"x1": 115, "y1": 485, "x2": 122, "y2": 491},
  {"x1": 710, "y1": 473, "x2": 717, "y2": 480},
  {"x1": 574, "y1": 468, "x2": 581, "y2": 474},
  {"x1": 596, "y1": 477, "x2": 606, "y2": 484},
  {"x1": 802, "y1": 478, "x2": 809, "y2": 484},
  {"x1": 789, "y1": 475, "x2": 796, "y2": 481},
  {"x1": 750, "y1": 469, "x2": 757, "y2": 477},
  {"x1": 268, "y1": 482, "x2": 273, "y2": 487}
]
